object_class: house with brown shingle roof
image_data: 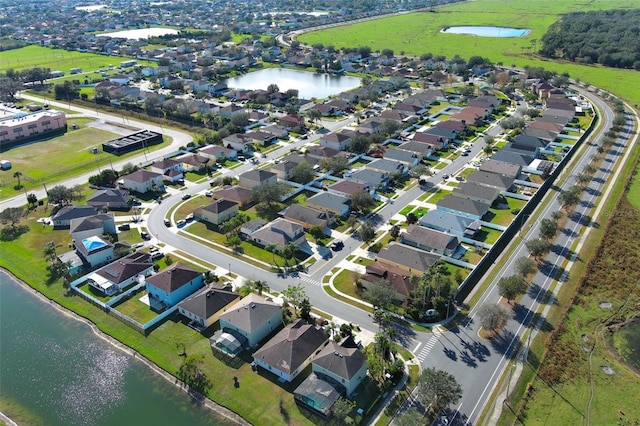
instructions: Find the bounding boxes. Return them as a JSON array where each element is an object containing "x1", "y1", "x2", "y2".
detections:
[
  {"x1": 282, "y1": 204, "x2": 334, "y2": 232},
  {"x1": 193, "y1": 199, "x2": 239, "y2": 225},
  {"x1": 401, "y1": 224, "x2": 461, "y2": 257},
  {"x1": 253, "y1": 319, "x2": 329, "y2": 382},
  {"x1": 178, "y1": 288, "x2": 241, "y2": 329},
  {"x1": 360, "y1": 261, "x2": 417, "y2": 301},
  {"x1": 239, "y1": 169, "x2": 277, "y2": 189},
  {"x1": 145, "y1": 262, "x2": 204, "y2": 307},
  {"x1": 311, "y1": 336, "x2": 367, "y2": 396},
  {"x1": 376, "y1": 242, "x2": 440, "y2": 275},
  {"x1": 211, "y1": 185, "x2": 253, "y2": 208}
]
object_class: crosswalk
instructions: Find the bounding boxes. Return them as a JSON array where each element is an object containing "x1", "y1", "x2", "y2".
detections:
[
  {"x1": 416, "y1": 326, "x2": 442, "y2": 363},
  {"x1": 297, "y1": 274, "x2": 321, "y2": 287}
]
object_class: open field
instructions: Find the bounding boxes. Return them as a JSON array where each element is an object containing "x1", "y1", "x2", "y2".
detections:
[
  {"x1": 299, "y1": 0, "x2": 640, "y2": 106},
  {"x1": 0, "y1": 45, "x2": 156, "y2": 74}
]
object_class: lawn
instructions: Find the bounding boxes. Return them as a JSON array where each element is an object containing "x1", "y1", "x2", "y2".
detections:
[
  {"x1": 0, "y1": 45, "x2": 156, "y2": 74},
  {"x1": 111, "y1": 290, "x2": 158, "y2": 323},
  {"x1": 299, "y1": 0, "x2": 640, "y2": 107},
  {"x1": 333, "y1": 268, "x2": 364, "y2": 300},
  {"x1": 473, "y1": 226, "x2": 503, "y2": 245}
]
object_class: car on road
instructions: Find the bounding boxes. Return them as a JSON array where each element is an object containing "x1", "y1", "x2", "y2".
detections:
[
  {"x1": 205, "y1": 190, "x2": 213, "y2": 197},
  {"x1": 182, "y1": 193, "x2": 191, "y2": 200},
  {"x1": 331, "y1": 240, "x2": 344, "y2": 251},
  {"x1": 164, "y1": 219, "x2": 171, "y2": 227},
  {"x1": 442, "y1": 174, "x2": 450, "y2": 180},
  {"x1": 461, "y1": 152, "x2": 469, "y2": 156}
]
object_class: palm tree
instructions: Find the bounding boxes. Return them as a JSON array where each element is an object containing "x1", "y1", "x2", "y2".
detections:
[
  {"x1": 13, "y1": 171, "x2": 22, "y2": 188},
  {"x1": 254, "y1": 280, "x2": 269, "y2": 295},
  {"x1": 265, "y1": 243, "x2": 279, "y2": 269}
]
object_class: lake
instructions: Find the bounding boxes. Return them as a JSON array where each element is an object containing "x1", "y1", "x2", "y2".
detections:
[
  {"x1": 0, "y1": 271, "x2": 235, "y2": 426},
  {"x1": 225, "y1": 68, "x2": 361, "y2": 99},
  {"x1": 441, "y1": 26, "x2": 531, "y2": 37},
  {"x1": 96, "y1": 27, "x2": 178, "y2": 40}
]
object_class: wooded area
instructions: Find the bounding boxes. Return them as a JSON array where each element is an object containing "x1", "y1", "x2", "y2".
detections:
[{"x1": 539, "y1": 9, "x2": 640, "y2": 70}]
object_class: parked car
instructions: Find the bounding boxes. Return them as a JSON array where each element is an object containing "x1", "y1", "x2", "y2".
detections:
[
  {"x1": 118, "y1": 223, "x2": 130, "y2": 231},
  {"x1": 140, "y1": 232, "x2": 150, "y2": 240},
  {"x1": 205, "y1": 190, "x2": 213, "y2": 197},
  {"x1": 177, "y1": 219, "x2": 186, "y2": 227}
]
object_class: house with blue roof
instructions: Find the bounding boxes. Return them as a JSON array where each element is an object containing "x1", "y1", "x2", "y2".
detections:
[{"x1": 74, "y1": 235, "x2": 115, "y2": 268}]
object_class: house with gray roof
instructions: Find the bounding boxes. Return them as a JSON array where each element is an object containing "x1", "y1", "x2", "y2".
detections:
[
  {"x1": 491, "y1": 150, "x2": 535, "y2": 168},
  {"x1": 376, "y1": 242, "x2": 440, "y2": 275},
  {"x1": 347, "y1": 169, "x2": 390, "y2": 190},
  {"x1": 397, "y1": 140, "x2": 433, "y2": 158},
  {"x1": 454, "y1": 182, "x2": 500, "y2": 205},
  {"x1": 211, "y1": 185, "x2": 253, "y2": 208},
  {"x1": 282, "y1": 204, "x2": 334, "y2": 232},
  {"x1": 86, "y1": 189, "x2": 130, "y2": 210},
  {"x1": 382, "y1": 148, "x2": 420, "y2": 167},
  {"x1": 467, "y1": 170, "x2": 515, "y2": 192},
  {"x1": 311, "y1": 336, "x2": 367, "y2": 396},
  {"x1": 306, "y1": 192, "x2": 351, "y2": 217},
  {"x1": 253, "y1": 319, "x2": 329, "y2": 383},
  {"x1": 401, "y1": 225, "x2": 461, "y2": 257},
  {"x1": 120, "y1": 169, "x2": 164, "y2": 194},
  {"x1": 522, "y1": 127, "x2": 558, "y2": 143},
  {"x1": 419, "y1": 210, "x2": 481, "y2": 239},
  {"x1": 199, "y1": 145, "x2": 237, "y2": 162},
  {"x1": 51, "y1": 205, "x2": 98, "y2": 228},
  {"x1": 70, "y1": 213, "x2": 116, "y2": 241},
  {"x1": 87, "y1": 251, "x2": 153, "y2": 296},
  {"x1": 178, "y1": 288, "x2": 241, "y2": 329},
  {"x1": 364, "y1": 158, "x2": 408, "y2": 176},
  {"x1": 268, "y1": 160, "x2": 298, "y2": 181},
  {"x1": 219, "y1": 293, "x2": 283, "y2": 348},
  {"x1": 326, "y1": 180, "x2": 373, "y2": 198},
  {"x1": 479, "y1": 159, "x2": 522, "y2": 179},
  {"x1": 239, "y1": 169, "x2": 277, "y2": 189},
  {"x1": 437, "y1": 195, "x2": 491, "y2": 220},
  {"x1": 425, "y1": 126, "x2": 458, "y2": 141},
  {"x1": 319, "y1": 132, "x2": 352, "y2": 151},
  {"x1": 249, "y1": 218, "x2": 306, "y2": 250},
  {"x1": 145, "y1": 262, "x2": 204, "y2": 308}
]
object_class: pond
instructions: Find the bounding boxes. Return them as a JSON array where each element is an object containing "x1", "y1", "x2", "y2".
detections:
[
  {"x1": 225, "y1": 68, "x2": 361, "y2": 99},
  {"x1": 96, "y1": 27, "x2": 179, "y2": 40},
  {"x1": 441, "y1": 26, "x2": 531, "y2": 38}
]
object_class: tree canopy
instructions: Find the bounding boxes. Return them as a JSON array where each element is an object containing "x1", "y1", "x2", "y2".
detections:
[{"x1": 415, "y1": 367, "x2": 463, "y2": 414}]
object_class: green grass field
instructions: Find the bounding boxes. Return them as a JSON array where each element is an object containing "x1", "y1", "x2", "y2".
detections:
[
  {"x1": 0, "y1": 45, "x2": 156, "y2": 74},
  {"x1": 299, "y1": 0, "x2": 640, "y2": 106}
]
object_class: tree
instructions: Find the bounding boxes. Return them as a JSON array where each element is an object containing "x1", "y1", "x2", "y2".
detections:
[
  {"x1": 281, "y1": 242, "x2": 297, "y2": 266},
  {"x1": 483, "y1": 145, "x2": 493, "y2": 156},
  {"x1": 558, "y1": 186, "x2": 582, "y2": 211},
  {"x1": 358, "y1": 221, "x2": 375, "y2": 243},
  {"x1": 43, "y1": 241, "x2": 58, "y2": 263},
  {"x1": 251, "y1": 182, "x2": 289, "y2": 206},
  {"x1": 282, "y1": 283, "x2": 306, "y2": 315},
  {"x1": 13, "y1": 171, "x2": 22, "y2": 189},
  {"x1": 390, "y1": 224, "x2": 400, "y2": 240},
  {"x1": 498, "y1": 275, "x2": 528, "y2": 304},
  {"x1": 309, "y1": 225, "x2": 325, "y2": 243},
  {"x1": 177, "y1": 354, "x2": 212, "y2": 393},
  {"x1": 267, "y1": 83, "x2": 279, "y2": 94},
  {"x1": 27, "y1": 193, "x2": 38, "y2": 209},
  {"x1": 307, "y1": 108, "x2": 322, "y2": 124},
  {"x1": 477, "y1": 303, "x2": 511, "y2": 333},
  {"x1": 396, "y1": 408, "x2": 425, "y2": 426},
  {"x1": 525, "y1": 238, "x2": 551, "y2": 262},
  {"x1": 514, "y1": 256, "x2": 537, "y2": 281},
  {"x1": 538, "y1": 218, "x2": 558, "y2": 241},
  {"x1": 574, "y1": 172, "x2": 592, "y2": 188},
  {"x1": 415, "y1": 367, "x2": 463, "y2": 415},
  {"x1": 0, "y1": 77, "x2": 23, "y2": 101},
  {"x1": 332, "y1": 397, "x2": 355, "y2": 422},
  {"x1": 253, "y1": 280, "x2": 269, "y2": 295},
  {"x1": 349, "y1": 135, "x2": 371, "y2": 154},
  {"x1": 289, "y1": 161, "x2": 314, "y2": 184},
  {"x1": 47, "y1": 185, "x2": 77, "y2": 206},
  {"x1": 320, "y1": 156, "x2": 349, "y2": 174},
  {"x1": 551, "y1": 210, "x2": 564, "y2": 223},
  {"x1": 299, "y1": 297, "x2": 312, "y2": 321},
  {"x1": 265, "y1": 243, "x2": 280, "y2": 268},
  {"x1": 350, "y1": 191, "x2": 376, "y2": 215},
  {"x1": 0, "y1": 207, "x2": 25, "y2": 227},
  {"x1": 364, "y1": 279, "x2": 398, "y2": 310},
  {"x1": 227, "y1": 234, "x2": 242, "y2": 251}
]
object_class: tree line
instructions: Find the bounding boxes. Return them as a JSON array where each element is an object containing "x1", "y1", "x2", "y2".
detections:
[{"x1": 539, "y1": 9, "x2": 640, "y2": 70}]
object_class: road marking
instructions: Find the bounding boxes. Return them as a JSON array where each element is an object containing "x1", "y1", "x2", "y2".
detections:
[
  {"x1": 416, "y1": 327, "x2": 442, "y2": 362},
  {"x1": 297, "y1": 274, "x2": 321, "y2": 286}
]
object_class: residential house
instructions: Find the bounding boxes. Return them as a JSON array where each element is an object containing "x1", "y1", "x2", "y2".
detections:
[
  {"x1": 74, "y1": 235, "x2": 115, "y2": 268},
  {"x1": 249, "y1": 218, "x2": 306, "y2": 250},
  {"x1": 145, "y1": 262, "x2": 204, "y2": 308},
  {"x1": 69, "y1": 213, "x2": 116, "y2": 242},
  {"x1": 358, "y1": 117, "x2": 385, "y2": 134},
  {"x1": 347, "y1": 169, "x2": 390, "y2": 190},
  {"x1": 397, "y1": 140, "x2": 433, "y2": 158},
  {"x1": 223, "y1": 133, "x2": 252, "y2": 153},
  {"x1": 326, "y1": 180, "x2": 373, "y2": 198},
  {"x1": 244, "y1": 130, "x2": 276, "y2": 147},
  {"x1": 468, "y1": 95, "x2": 500, "y2": 113},
  {"x1": 306, "y1": 192, "x2": 351, "y2": 217},
  {"x1": 419, "y1": 210, "x2": 481, "y2": 239},
  {"x1": 219, "y1": 104, "x2": 246, "y2": 118},
  {"x1": 260, "y1": 124, "x2": 289, "y2": 140},
  {"x1": 490, "y1": 150, "x2": 535, "y2": 168},
  {"x1": 382, "y1": 148, "x2": 420, "y2": 167},
  {"x1": 401, "y1": 225, "x2": 461, "y2": 257},
  {"x1": 437, "y1": 195, "x2": 491, "y2": 220},
  {"x1": 376, "y1": 242, "x2": 440, "y2": 275},
  {"x1": 219, "y1": 293, "x2": 283, "y2": 348},
  {"x1": 87, "y1": 251, "x2": 153, "y2": 296},
  {"x1": 193, "y1": 199, "x2": 239, "y2": 225},
  {"x1": 176, "y1": 153, "x2": 210, "y2": 172},
  {"x1": 478, "y1": 159, "x2": 522, "y2": 180},
  {"x1": 211, "y1": 186, "x2": 253, "y2": 208},
  {"x1": 253, "y1": 319, "x2": 329, "y2": 383},
  {"x1": 306, "y1": 146, "x2": 345, "y2": 161},
  {"x1": 239, "y1": 169, "x2": 277, "y2": 189},
  {"x1": 412, "y1": 132, "x2": 447, "y2": 150},
  {"x1": 199, "y1": 145, "x2": 237, "y2": 162},
  {"x1": 86, "y1": 189, "x2": 130, "y2": 210},
  {"x1": 279, "y1": 114, "x2": 305, "y2": 129},
  {"x1": 269, "y1": 160, "x2": 298, "y2": 181},
  {"x1": 466, "y1": 170, "x2": 515, "y2": 192},
  {"x1": 51, "y1": 205, "x2": 98, "y2": 228},
  {"x1": 178, "y1": 288, "x2": 241, "y2": 329},
  {"x1": 319, "y1": 132, "x2": 352, "y2": 151},
  {"x1": 454, "y1": 182, "x2": 500, "y2": 205},
  {"x1": 282, "y1": 204, "x2": 334, "y2": 233},
  {"x1": 150, "y1": 157, "x2": 184, "y2": 183},
  {"x1": 433, "y1": 119, "x2": 467, "y2": 135},
  {"x1": 120, "y1": 169, "x2": 164, "y2": 193},
  {"x1": 239, "y1": 219, "x2": 267, "y2": 240},
  {"x1": 364, "y1": 158, "x2": 408, "y2": 176},
  {"x1": 425, "y1": 126, "x2": 457, "y2": 143},
  {"x1": 311, "y1": 336, "x2": 367, "y2": 396},
  {"x1": 359, "y1": 261, "x2": 416, "y2": 301}
]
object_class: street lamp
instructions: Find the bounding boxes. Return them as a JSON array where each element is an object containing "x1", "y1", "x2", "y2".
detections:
[{"x1": 228, "y1": 263, "x2": 231, "y2": 276}]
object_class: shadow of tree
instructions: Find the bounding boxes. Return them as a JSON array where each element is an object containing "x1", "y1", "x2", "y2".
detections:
[
  {"x1": 0, "y1": 225, "x2": 29, "y2": 241},
  {"x1": 490, "y1": 330, "x2": 519, "y2": 356}
]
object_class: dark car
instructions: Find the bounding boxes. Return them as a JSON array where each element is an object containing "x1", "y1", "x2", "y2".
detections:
[
  {"x1": 331, "y1": 240, "x2": 344, "y2": 251},
  {"x1": 140, "y1": 232, "x2": 150, "y2": 240},
  {"x1": 118, "y1": 223, "x2": 130, "y2": 231},
  {"x1": 164, "y1": 219, "x2": 171, "y2": 227},
  {"x1": 182, "y1": 193, "x2": 191, "y2": 200}
]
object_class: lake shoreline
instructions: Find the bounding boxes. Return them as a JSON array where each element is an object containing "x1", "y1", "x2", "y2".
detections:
[{"x1": 0, "y1": 267, "x2": 251, "y2": 426}]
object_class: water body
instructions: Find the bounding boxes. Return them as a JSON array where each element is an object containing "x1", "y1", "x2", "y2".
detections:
[
  {"x1": 0, "y1": 271, "x2": 234, "y2": 426},
  {"x1": 75, "y1": 5, "x2": 108, "y2": 11},
  {"x1": 225, "y1": 68, "x2": 361, "y2": 99},
  {"x1": 96, "y1": 28, "x2": 179, "y2": 40},
  {"x1": 441, "y1": 26, "x2": 530, "y2": 37}
]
